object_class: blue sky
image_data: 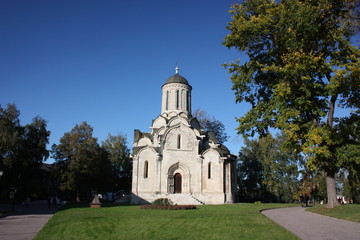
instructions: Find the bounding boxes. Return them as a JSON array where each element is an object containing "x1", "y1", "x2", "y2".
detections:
[{"x1": 1, "y1": 0, "x2": 249, "y2": 162}]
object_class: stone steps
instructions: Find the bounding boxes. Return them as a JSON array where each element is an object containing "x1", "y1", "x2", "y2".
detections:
[{"x1": 167, "y1": 194, "x2": 205, "y2": 205}]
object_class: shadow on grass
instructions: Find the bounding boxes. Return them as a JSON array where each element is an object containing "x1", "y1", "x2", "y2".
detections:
[{"x1": 56, "y1": 200, "x2": 139, "y2": 213}]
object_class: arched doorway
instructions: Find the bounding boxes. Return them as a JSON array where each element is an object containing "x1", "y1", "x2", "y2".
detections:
[
  {"x1": 167, "y1": 162, "x2": 189, "y2": 194},
  {"x1": 174, "y1": 173, "x2": 182, "y2": 193}
]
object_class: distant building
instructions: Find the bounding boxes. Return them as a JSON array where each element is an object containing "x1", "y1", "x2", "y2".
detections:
[
  {"x1": 131, "y1": 68, "x2": 237, "y2": 204},
  {"x1": 40, "y1": 163, "x2": 59, "y2": 199}
]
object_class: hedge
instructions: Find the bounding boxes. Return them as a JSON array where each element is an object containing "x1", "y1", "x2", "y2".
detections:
[{"x1": 140, "y1": 205, "x2": 197, "y2": 210}]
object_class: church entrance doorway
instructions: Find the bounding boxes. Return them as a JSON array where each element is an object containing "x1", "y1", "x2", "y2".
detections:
[{"x1": 174, "y1": 173, "x2": 182, "y2": 193}]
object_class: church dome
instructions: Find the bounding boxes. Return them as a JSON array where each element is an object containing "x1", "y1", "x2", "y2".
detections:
[{"x1": 164, "y1": 67, "x2": 189, "y2": 85}]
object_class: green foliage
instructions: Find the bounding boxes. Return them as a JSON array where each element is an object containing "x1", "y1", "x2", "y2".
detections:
[
  {"x1": 296, "y1": 170, "x2": 327, "y2": 203},
  {"x1": 141, "y1": 204, "x2": 196, "y2": 210},
  {"x1": 223, "y1": 0, "x2": 360, "y2": 208},
  {"x1": 193, "y1": 108, "x2": 229, "y2": 144},
  {"x1": 52, "y1": 122, "x2": 114, "y2": 200},
  {"x1": 238, "y1": 133, "x2": 300, "y2": 203},
  {"x1": 343, "y1": 0, "x2": 360, "y2": 35},
  {"x1": 0, "y1": 104, "x2": 50, "y2": 199},
  {"x1": 334, "y1": 114, "x2": 360, "y2": 202},
  {"x1": 34, "y1": 204, "x2": 298, "y2": 240},
  {"x1": 152, "y1": 198, "x2": 173, "y2": 206},
  {"x1": 101, "y1": 133, "x2": 132, "y2": 192}
]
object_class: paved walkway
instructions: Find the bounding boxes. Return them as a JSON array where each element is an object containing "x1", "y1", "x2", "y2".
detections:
[
  {"x1": 0, "y1": 203, "x2": 57, "y2": 240},
  {"x1": 262, "y1": 206, "x2": 360, "y2": 240}
]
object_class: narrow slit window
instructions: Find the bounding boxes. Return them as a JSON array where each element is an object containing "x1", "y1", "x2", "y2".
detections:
[
  {"x1": 177, "y1": 134, "x2": 181, "y2": 149},
  {"x1": 208, "y1": 162, "x2": 211, "y2": 179},
  {"x1": 144, "y1": 161, "x2": 148, "y2": 178},
  {"x1": 166, "y1": 91, "x2": 169, "y2": 110},
  {"x1": 186, "y1": 92, "x2": 190, "y2": 111},
  {"x1": 176, "y1": 90, "x2": 179, "y2": 109}
]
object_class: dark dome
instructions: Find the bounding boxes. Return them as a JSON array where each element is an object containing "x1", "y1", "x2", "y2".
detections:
[{"x1": 165, "y1": 73, "x2": 189, "y2": 85}]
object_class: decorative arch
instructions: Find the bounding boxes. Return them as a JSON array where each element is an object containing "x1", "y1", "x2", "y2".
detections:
[
  {"x1": 168, "y1": 116, "x2": 189, "y2": 127},
  {"x1": 167, "y1": 162, "x2": 191, "y2": 194},
  {"x1": 138, "y1": 137, "x2": 152, "y2": 146},
  {"x1": 200, "y1": 147, "x2": 222, "y2": 158},
  {"x1": 164, "y1": 124, "x2": 197, "y2": 150},
  {"x1": 136, "y1": 146, "x2": 158, "y2": 157},
  {"x1": 152, "y1": 116, "x2": 167, "y2": 129}
]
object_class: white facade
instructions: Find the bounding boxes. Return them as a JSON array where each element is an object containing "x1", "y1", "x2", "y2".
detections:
[{"x1": 131, "y1": 69, "x2": 237, "y2": 204}]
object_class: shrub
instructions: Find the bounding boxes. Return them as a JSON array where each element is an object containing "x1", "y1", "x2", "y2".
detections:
[
  {"x1": 152, "y1": 198, "x2": 173, "y2": 206},
  {"x1": 140, "y1": 204, "x2": 197, "y2": 210}
]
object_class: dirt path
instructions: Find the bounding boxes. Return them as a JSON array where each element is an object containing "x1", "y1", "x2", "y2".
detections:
[{"x1": 262, "y1": 206, "x2": 360, "y2": 240}]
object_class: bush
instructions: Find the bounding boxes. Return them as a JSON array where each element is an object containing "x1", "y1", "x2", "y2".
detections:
[
  {"x1": 140, "y1": 198, "x2": 196, "y2": 210},
  {"x1": 140, "y1": 205, "x2": 197, "y2": 210},
  {"x1": 152, "y1": 198, "x2": 173, "y2": 206}
]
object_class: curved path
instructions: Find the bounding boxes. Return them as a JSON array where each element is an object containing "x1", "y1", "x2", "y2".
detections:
[
  {"x1": 0, "y1": 203, "x2": 57, "y2": 240},
  {"x1": 262, "y1": 206, "x2": 360, "y2": 240}
]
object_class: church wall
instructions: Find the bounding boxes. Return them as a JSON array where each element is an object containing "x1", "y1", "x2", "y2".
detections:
[
  {"x1": 161, "y1": 149, "x2": 199, "y2": 194},
  {"x1": 202, "y1": 151, "x2": 224, "y2": 193},
  {"x1": 165, "y1": 126, "x2": 197, "y2": 151},
  {"x1": 136, "y1": 149, "x2": 157, "y2": 193}
]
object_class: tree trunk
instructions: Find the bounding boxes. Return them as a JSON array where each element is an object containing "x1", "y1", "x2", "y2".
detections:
[
  {"x1": 325, "y1": 95, "x2": 340, "y2": 208},
  {"x1": 326, "y1": 172, "x2": 340, "y2": 208}
]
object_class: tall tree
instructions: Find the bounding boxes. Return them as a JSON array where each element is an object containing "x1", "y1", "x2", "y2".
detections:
[
  {"x1": 193, "y1": 108, "x2": 230, "y2": 144},
  {"x1": 19, "y1": 116, "x2": 50, "y2": 198},
  {"x1": 22, "y1": 116, "x2": 50, "y2": 166},
  {"x1": 0, "y1": 104, "x2": 22, "y2": 169},
  {"x1": 344, "y1": 0, "x2": 360, "y2": 35},
  {"x1": 238, "y1": 137, "x2": 268, "y2": 202},
  {"x1": 238, "y1": 134, "x2": 300, "y2": 202},
  {"x1": 52, "y1": 122, "x2": 113, "y2": 201},
  {"x1": 223, "y1": 0, "x2": 360, "y2": 208},
  {"x1": 0, "y1": 104, "x2": 50, "y2": 199},
  {"x1": 101, "y1": 133, "x2": 132, "y2": 192},
  {"x1": 335, "y1": 113, "x2": 360, "y2": 202}
]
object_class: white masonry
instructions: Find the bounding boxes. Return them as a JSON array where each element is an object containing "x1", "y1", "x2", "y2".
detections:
[{"x1": 131, "y1": 68, "x2": 237, "y2": 204}]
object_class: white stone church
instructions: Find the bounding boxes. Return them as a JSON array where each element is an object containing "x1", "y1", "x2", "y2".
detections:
[{"x1": 131, "y1": 68, "x2": 237, "y2": 205}]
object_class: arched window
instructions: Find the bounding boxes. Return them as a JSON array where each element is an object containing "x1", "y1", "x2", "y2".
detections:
[
  {"x1": 176, "y1": 90, "x2": 179, "y2": 109},
  {"x1": 181, "y1": 90, "x2": 185, "y2": 109},
  {"x1": 186, "y1": 91, "x2": 190, "y2": 112},
  {"x1": 208, "y1": 162, "x2": 211, "y2": 179},
  {"x1": 187, "y1": 91, "x2": 191, "y2": 112},
  {"x1": 177, "y1": 134, "x2": 181, "y2": 149},
  {"x1": 166, "y1": 91, "x2": 169, "y2": 110},
  {"x1": 144, "y1": 161, "x2": 149, "y2": 178}
]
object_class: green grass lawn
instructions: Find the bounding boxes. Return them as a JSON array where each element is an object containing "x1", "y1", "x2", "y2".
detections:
[
  {"x1": 34, "y1": 203, "x2": 299, "y2": 240},
  {"x1": 306, "y1": 204, "x2": 360, "y2": 223}
]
